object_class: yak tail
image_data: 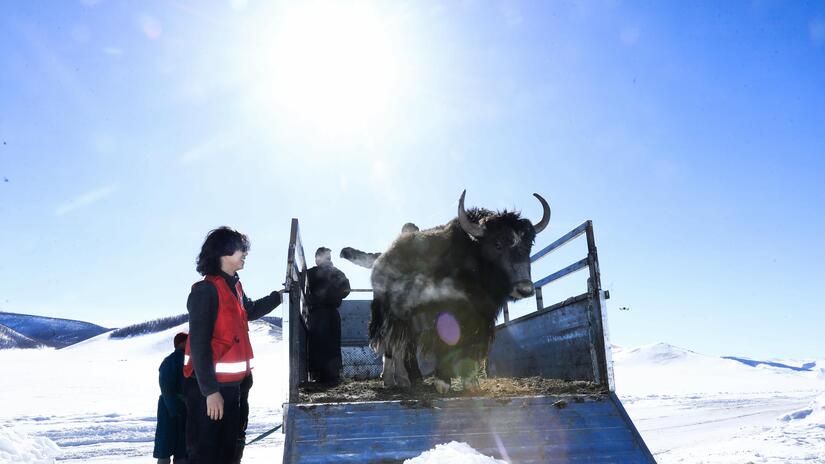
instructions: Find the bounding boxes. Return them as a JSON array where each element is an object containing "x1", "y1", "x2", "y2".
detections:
[{"x1": 340, "y1": 247, "x2": 381, "y2": 269}]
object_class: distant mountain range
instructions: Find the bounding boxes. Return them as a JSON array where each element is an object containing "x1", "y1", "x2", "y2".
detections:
[
  {"x1": 723, "y1": 356, "x2": 818, "y2": 372},
  {"x1": 0, "y1": 323, "x2": 46, "y2": 349},
  {"x1": 0, "y1": 311, "x2": 283, "y2": 349},
  {"x1": 0, "y1": 312, "x2": 110, "y2": 349}
]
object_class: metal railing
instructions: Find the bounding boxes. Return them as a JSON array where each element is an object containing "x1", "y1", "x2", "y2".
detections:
[
  {"x1": 285, "y1": 219, "x2": 309, "y2": 402},
  {"x1": 285, "y1": 218, "x2": 382, "y2": 402},
  {"x1": 500, "y1": 220, "x2": 604, "y2": 323},
  {"x1": 533, "y1": 219, "x2": 603, "y2": 308}
]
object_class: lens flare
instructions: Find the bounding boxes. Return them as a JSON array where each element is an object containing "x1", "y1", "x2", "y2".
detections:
[{"x1": 436, "y1": 312, "x2": 460, "y2": 346}]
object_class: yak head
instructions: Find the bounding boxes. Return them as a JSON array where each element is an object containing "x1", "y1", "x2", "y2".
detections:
[{"x1": 458, "y1": 190, "x2": 551, "y2": 300}]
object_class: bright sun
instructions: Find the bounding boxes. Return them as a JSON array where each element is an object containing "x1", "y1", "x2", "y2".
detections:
[{"x1": 253, "y1": 2, "x2": 408, "y2": 140}]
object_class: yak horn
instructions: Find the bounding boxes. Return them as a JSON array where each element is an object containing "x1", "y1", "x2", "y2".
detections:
[
  {"x1": 458, "y1": 190, "x2": 485, "y2": 238},
  {"x1": 532, "y1": 193, "x2": 551, "y2": 234}
]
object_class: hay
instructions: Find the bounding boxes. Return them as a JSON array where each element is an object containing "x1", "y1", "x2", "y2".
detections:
[{"x1": 298, "y1": 376, "x2": 605, "y2": 403}]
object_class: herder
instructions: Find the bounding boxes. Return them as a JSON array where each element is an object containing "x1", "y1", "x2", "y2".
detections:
[{"x1": 305, "y1": 247, "x2": 351, "y2": 384}]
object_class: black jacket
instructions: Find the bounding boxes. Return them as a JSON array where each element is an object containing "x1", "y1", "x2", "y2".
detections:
[
  {"x1": 153, "y1": 347, "x2": 187, "y2": 459},
  {"x1": 186, "y1": 271, "x2": 281, "y2": 396},
  {"x1": 305, "y1": 263, "x2": 350, "y2": 381},
  {"x1": 306, "y1": 264, "x2": 351, "y2": 310}
]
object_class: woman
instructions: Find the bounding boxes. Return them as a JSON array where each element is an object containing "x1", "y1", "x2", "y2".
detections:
[{"x1": 183, "y1": 226, "x2": 281, "y2": 464}]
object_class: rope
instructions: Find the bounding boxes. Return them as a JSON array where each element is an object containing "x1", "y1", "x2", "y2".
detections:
[{"x1": 245, "y1": 423, "x2": 283, "y2": 446}]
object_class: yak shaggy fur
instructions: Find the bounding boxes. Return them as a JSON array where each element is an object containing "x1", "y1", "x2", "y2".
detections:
[{"x1": 369, "y1": 207, "x2": 539, "y2": 387}]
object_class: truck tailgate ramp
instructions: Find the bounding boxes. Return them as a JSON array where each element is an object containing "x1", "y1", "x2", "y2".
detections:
[{"x1": 283, "y1": 394, "x2": 652, "y2": 463}]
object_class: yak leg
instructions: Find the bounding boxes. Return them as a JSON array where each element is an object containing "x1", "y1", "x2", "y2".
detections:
[
  {"x1": 382, "y1": 348, "x2": 411, "y2": 389},
  {"x1": 433, "y1": 356, "x2": 452, "y2": 394},
  {"x1": 458, "y1": 346, "x2": 485, "y2": 392},
  {"x1": 392, "y1": 349, "x2": 411, "y2": 389},
  {"x1": 395, "y1": 362, "x2": 411, "y2": 389},
  {"x1": 381, "y1": 354, "x2": 395, "y2": 387},
  {"x1": 404, "y1": 342, "x2": 423, "y2": 385},
  {"x1": 460, "y1": 360, "x2": 481, "y2": 392},
  {"x1": 462, "y1": 377, "x2": 480, "y2": 391},
  {"x1": 385, "y1": 354, "x2": 410, "y2": 388},
  {"x1": 462, "y1": 358, "x2": 487, "y2": 391},
  {"x1": 376, "y1": 340, "x2": 398, "y2": 388}
]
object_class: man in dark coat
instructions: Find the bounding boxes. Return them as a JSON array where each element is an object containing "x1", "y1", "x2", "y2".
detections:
[
  {"x1": 154, "y1": 332, "x2": 189, "y2": 464},
  {"x1": 306, "y1": 247, "x2": 351, "y2": 383}
]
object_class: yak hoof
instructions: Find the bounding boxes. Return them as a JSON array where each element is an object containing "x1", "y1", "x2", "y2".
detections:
[
  {"x1": 434, "y1": 379, "x2": 450, "y2": 394},
  {"x1": 462, "y1": 376, "x2": 480, "y2": 392}
]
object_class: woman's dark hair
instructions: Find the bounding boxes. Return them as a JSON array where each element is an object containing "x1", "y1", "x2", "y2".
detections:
[{"x1": 196, "y1": 226, "x2": 250, "y2": 276}]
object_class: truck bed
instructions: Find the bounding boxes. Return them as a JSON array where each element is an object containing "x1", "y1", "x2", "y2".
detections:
[{"x1": 283, "y1": 220, "x2": 654, "y2": 463}]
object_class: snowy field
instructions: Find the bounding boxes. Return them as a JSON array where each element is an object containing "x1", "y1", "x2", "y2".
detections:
[
  {"x1": 614, "y1": 344, "x2": 825, "y2": 463},
  {"x1": 1, "y1": 324, "x2": 823, "y2": 463}
]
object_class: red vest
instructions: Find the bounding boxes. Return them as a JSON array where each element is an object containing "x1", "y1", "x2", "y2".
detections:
[{"x1": 184, "y1": 275, "x2": 254, "y2": 383}]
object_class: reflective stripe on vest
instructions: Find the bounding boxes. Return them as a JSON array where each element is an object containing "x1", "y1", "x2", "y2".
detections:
[
  {"x1": 185, "y1": 356, "x2": 255, "y2": 373},
  {"x1": 216, "y1": 360, "x2": 249, "y2": 374}
]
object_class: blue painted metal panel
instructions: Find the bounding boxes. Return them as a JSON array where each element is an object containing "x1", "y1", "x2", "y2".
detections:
[
  {"x1": 338, "y1": 300, "x2": 382, "y2": 379},
  {"x1": 488, "y1": 297, "x2": 596, "y2": 382},
  {"x1": 283, "y1": 395, "x2": 653, "y2": 463},
  {"x1": 341, "y1": 346, "x2": 381, "y2": 379},
  {"x1": 339, "y1": 300, "x2": 372, "y2": 344}
]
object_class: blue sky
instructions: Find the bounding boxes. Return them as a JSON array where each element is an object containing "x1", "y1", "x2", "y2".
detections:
[{"x1": 1, "y1": 0, "x2": 823, "y2": 359}]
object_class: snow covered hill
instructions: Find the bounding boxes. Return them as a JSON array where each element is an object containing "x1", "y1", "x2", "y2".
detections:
[
  {"x1": 0, "y1": 312, "x2": 109, "y2": 349},
  {"x1": 0, "y1": 323, "x2": 45, "y2": 349},
  {"x1": 2, "y1": 335, "x2": 822, "y2": 463},
  {"x1": 613, "y1": 342, "x2": 824, "y2": 395},
  {"x1": 614, "y1": 343, "x2": 825, "y2": 463}
]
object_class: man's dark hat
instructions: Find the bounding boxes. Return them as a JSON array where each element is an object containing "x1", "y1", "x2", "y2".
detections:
[{"x1": 174, "y1": 332, "x2": 188, "y2": 348}]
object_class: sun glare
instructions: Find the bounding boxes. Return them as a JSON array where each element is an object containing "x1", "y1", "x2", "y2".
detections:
[{"x1": 253, "y1": 2, "x2": 408, "y2": 140}]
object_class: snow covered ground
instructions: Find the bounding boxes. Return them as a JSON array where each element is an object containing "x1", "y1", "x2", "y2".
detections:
[
  {"x1": 0, "y1": 321, "x2": 287, "y2": 463},
  {"x1": 1, "y1": 327, "x2": 823, "y2": 463},
  {"x1": 614, "y1": 343, "x2": 825, "y2": 463}
]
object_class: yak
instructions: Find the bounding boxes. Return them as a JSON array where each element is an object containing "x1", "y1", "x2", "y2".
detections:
[{"x1": 368, "y1": 190, "x2": 550, "y2": 394}]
